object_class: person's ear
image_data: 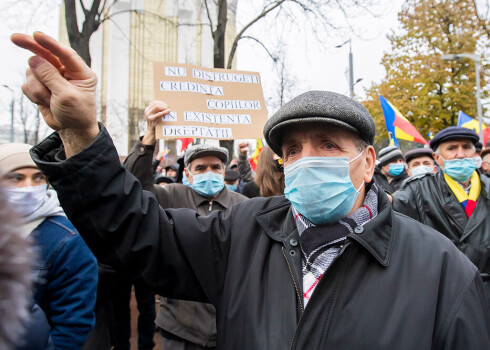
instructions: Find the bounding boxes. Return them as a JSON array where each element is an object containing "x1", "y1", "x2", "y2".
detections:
[{"x1": 364, "y1": 146, "x2": 376, "y2": 183}]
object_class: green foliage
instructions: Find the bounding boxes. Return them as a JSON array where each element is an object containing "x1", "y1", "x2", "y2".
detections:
[{"x1": 362, "y1": 0, "x2": 489, "y2": 149}]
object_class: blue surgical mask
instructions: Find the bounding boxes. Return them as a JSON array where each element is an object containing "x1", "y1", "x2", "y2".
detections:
[
  {"x1": 225, "y1": 184, "x2": 237, "y2": 192},
  {"x1": 284, "y1": 152, "x2": 364, "y2": 225},
  {"x1": 388, "y1": 163, "x2": 405, "y2": 176},
  {"x1": 410, "y1": 165, "x2": 434, "y2": 177},
  {"x1": 442, "y1": 157, "x2": 477, "y2": 182},
  {"x1": 188, "y1": 170, "x2": 224, "y2": 198},
  {"x1": 182, "y1": 173, "x2": 191, "y2": 187}
]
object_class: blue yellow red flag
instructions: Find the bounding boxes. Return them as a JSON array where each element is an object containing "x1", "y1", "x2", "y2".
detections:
[
  {"x1": 379, "y1": 96, "x2": 428, "y2": 146},
  {"x1": 457, "y1": 111, "x2": 489, "y2": 144},
  {"x1": 249, "y1": 139, "x2": 264, "y2": 171}
]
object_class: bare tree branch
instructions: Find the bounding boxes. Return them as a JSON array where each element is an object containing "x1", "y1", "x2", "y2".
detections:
[{"x1": 226, "y1": 0, "x2": 286, "y2": 68}]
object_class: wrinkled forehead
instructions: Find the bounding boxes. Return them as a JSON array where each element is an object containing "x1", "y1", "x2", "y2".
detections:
[
  {"x1": 281, "y1": 122, "x2": 358, "y2": 146},
  {"x1": 190, "y1": 155, "x2": 224, "y2": 167},
  {"x1": 439, "y1": 138, "x2": 475, "y2": 148},
  {"x1": 409, "y1": 156, "x2": 434, "y2": 166}
]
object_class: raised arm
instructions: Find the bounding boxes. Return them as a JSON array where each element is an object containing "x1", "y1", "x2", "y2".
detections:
[
  {"x1": 123, "y1": 101, "x2": 171, "y2": 192},
  {"x1": 237, "y1": 141, "x2": 254, "y2": 182},
  {"x1": 11, "y1": 32, "x2": 99, "y2": 157}
]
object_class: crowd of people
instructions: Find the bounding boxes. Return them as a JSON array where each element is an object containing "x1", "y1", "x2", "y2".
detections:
[{"x1": 0, "y1": 31, "x2": 489, "y2": 349}]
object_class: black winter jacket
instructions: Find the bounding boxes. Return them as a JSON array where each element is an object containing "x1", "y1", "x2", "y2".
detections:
[
  {"x1": 393, "y1": 170, "x2": 490, "y2": 303},
  {"x1": 31, "y1": 127, "x2": 490, "y2": 349}
]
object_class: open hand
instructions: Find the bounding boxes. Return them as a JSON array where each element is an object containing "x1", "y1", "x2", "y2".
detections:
[{"x1": 142, "y1": 101, "x2": 171, "y2": 145}]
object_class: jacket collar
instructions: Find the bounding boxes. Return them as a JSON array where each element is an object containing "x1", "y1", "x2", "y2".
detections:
[
  {"x1": 191, "y1": 186, "x2": 234, "y2": 209},
  {"x1": 254, "y1": 189, "x2": 394, "y2": 267}
]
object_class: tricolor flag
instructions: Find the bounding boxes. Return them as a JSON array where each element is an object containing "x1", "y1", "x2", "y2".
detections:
[
  {"x1": 457, "y1": 111, "x2": 490, "y2": 144},
  {"x1": 379, "y1": 96, "x2": 428, "y2": 146},
  {"x1": 249, "y1": 139, "x2": 264, "y2": 171}
]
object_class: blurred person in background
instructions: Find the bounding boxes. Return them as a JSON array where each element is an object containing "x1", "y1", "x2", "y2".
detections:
[
  {"x1": 404, "y1": 148, "x2": 437, "y2": 177},
  {"x1": 372, "y1": 145, "x2": 408, "y2": 192},
  {"x1": 242, "y1": 146, "x2": 285, "y2": 198},
  {"x1": 0, "y1": 143, "x2": 97, "y2": 350},
  {"x1": 0, "y1": 185, "x2": 36, "y2": 350},
  {"x1": 481, "y1": 147, "x2": 490, "y2": 176}
]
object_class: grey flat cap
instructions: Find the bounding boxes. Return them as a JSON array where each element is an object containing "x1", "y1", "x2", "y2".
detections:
[
  {"x1": 184, "y1": 144, "x2": 228, "y2": 167},
  {"x1": 378, "y1": 146, "x2": 403, "y2": 167},
  {"x1": 263, "y1": 91, "x2": 376, "y2": 156}
]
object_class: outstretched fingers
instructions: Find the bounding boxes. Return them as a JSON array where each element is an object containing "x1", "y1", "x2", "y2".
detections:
[
  {"x1": 11, "y1": 33, "x2": 63, "y2": 70},
  {"x1": 32, "y1": 32, "x2": 90, "y2": 79}
]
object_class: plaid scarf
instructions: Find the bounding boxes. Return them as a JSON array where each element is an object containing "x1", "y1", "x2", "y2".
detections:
[
  {"x1": 293, "y1": 184, "x2": 379, "y2": 307},
  {"x1": 444, "y1": 171, "x2": 481, "y2": 218}
]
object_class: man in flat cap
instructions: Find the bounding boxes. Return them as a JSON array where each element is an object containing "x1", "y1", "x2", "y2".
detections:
[
  {"x1": 404, "y1": 147, "x2": 437, "y2": 177},
  {"x1": 14, "y1": 33, "x2": 490, "y2": 349},
  {"x1": 393, "y1": 126, "x2": 490, "y2": 304},
  {"x1": 123, "y1": 100, "x2": 247, "y2": 350},
  {"x1": 373, "y1": 145, "x2": 408, "y2": 192}
]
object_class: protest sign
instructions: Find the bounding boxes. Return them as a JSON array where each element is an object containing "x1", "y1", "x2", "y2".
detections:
[{"x1": 153, "y1": 63, "x2": 267, "y2": 140}]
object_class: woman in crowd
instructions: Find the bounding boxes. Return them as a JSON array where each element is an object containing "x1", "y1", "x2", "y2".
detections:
[{"x1": 242, "y1": 146, "x2": 285, "y2": 198}]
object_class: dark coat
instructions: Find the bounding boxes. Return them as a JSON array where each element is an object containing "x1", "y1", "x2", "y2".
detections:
[
  {"x1": 31, "y1": 127, "x2": 490, "y2": 349},
  {"x1": 373, "y1": 166, "x2": 408, "y2": 193},
  {"x1": 124, "y1": 139, "x2": 247, "y2": 347},
  {"x1": 393, "y1": 170, "x2": 490, "y2": 303}
]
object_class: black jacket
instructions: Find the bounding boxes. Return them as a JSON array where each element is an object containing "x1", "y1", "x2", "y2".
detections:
[
  {"x1": 393, "y1": 170, "x2": 490, "y2": 302},
  {"x1": 373, "y1": 166, "x2": 408, "y2": 193},
  {"x1": 31, "y1": 127, "x2": 490, "y2": 349}
]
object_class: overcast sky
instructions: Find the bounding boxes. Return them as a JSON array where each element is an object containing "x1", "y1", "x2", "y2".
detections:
[{"x1": 0, "y1": 0, "x2": 406, "y2": 136}]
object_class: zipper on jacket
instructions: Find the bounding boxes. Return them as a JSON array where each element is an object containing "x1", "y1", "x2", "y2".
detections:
[
  {"x1": 289, "y1": 243, "x2": 351, "y2": 349},
  {"x1": 208, "y1": 201, "x2": 212, "y2": 211},
  {"x1": 282, "y1": 247, "x2": 304, "y2": 314}
]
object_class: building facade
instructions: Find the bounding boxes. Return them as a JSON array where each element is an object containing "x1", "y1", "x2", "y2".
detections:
[{"x1": 60, "y1": 0, "x2": 237, "y2": 155}]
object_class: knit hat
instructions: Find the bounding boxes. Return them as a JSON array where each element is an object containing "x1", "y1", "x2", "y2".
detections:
[
  {"x1": 184, "y1": 144, "x2": 228, "y2": 167},
  {"x1": 378, "y1": 146, "x2": 403, "y2": 167},
  {"x1": 0, "y1": 143, "x2": 37, "y2": 178},
  {"x1": 263, "y1": 91, "x2": 376, "y2": 156}
]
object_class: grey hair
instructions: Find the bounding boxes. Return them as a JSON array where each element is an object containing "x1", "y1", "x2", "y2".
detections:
[
  {"x1": 0, "y1": 186, "x2": 33, "y2": 349},
  {"x1": 353, "y1": 135, "x2": 369, "y2": 152}
]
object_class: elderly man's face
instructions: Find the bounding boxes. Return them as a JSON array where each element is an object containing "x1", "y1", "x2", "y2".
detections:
[
  {"x1": 281, "y1": 124, "x2": 376, "y2": 204},
  {"x1": 406, "y1": 156, "x2": 436, "y2": 176},
  {"x1": 433, "y1": 139, "x2": 475, "y2": 170},
  {"x1": 184, "y1": 156, "x2": 225, "y2": 185},
  {"x1": 482, "y1": 154, "x2": 490, "y2": 174}
]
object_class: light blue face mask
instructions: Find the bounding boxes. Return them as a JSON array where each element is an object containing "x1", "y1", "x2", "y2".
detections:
[
  {"x1": 388, "y1": 163, "x2": 405, "y2": 176},
  {"x1": 410, "y1": 165, "x2": 434, "y2": 177},
  {"x1": 188, "y1": 170, "x2": 224, "y2": 198},
  {"x1": 225, "y1": 184, "x2": 237, "y2": 192},
  {"x1": 442, "y1": 157, "x2": 477, "y2": 182},
  {"x1": 284, "y1": 152, "x2": 364, "y2": 225},
  {"x1": 182, "y1": 173, "x2": 191, "y2": 187}
]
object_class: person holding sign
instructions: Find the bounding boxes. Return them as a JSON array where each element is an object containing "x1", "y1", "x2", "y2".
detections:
[
  {"x1": 123, "y1": 100, "x2": 247, "y2": 349},
  {"x1": 13, "y1": 32, "x2": 490, "y2": 349}
]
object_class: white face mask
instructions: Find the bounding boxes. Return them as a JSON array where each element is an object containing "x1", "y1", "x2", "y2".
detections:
[
  {"x1": 410, "y1": 165, "x2": 434, "y2": 177},
  {"x1": 5, "y1": 184, "x2": 47, "y2": 217}
]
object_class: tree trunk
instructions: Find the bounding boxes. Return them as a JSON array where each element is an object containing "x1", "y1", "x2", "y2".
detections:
[
  {"x1": 64, "y1": 0, "x2": 104, "y2": 67},
  {"x1": 213, "y1": 0, "x2": 228, "y2": 69}
]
